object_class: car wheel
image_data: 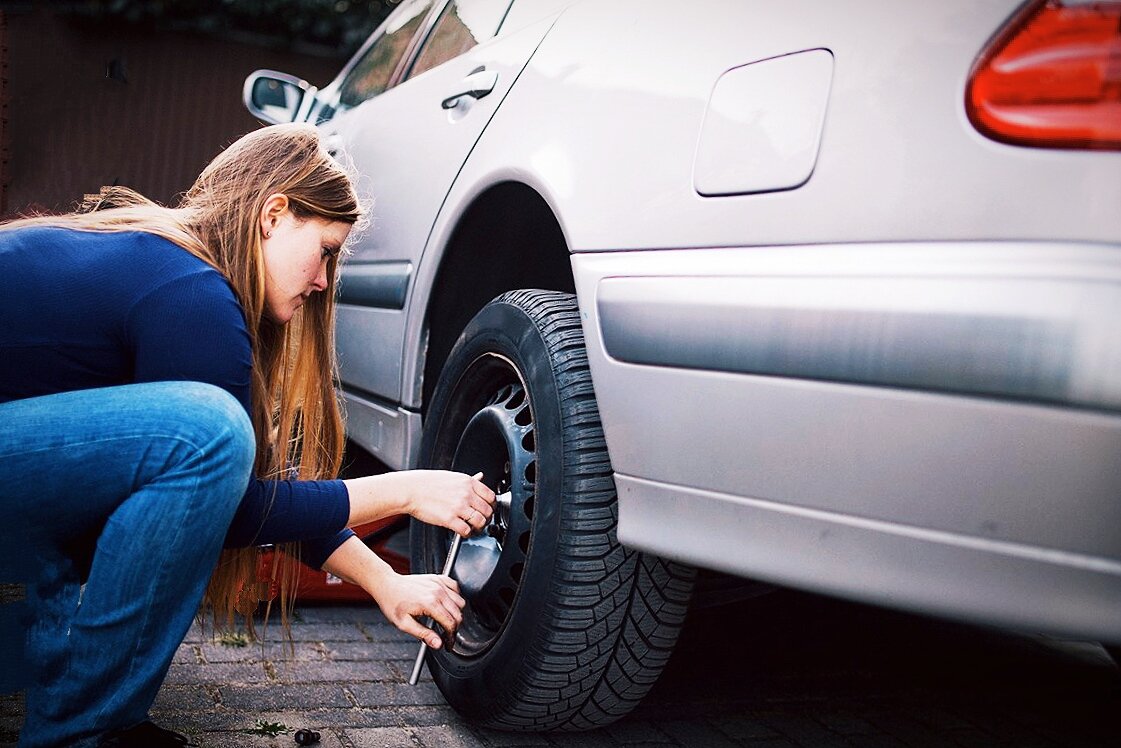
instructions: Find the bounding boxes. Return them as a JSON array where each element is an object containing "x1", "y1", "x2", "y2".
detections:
[{"x1": 413, "y1": 289, "x2": 696, "y2": 730}]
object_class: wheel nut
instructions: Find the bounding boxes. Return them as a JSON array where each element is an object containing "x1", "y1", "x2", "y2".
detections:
[{"x1": 294, "y1": 729, "x2": 320, "y2": 745}]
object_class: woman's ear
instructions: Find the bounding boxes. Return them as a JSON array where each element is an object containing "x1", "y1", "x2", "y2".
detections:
[{"x1": 259, "y1": 193, "x2": 290, "y2": 239}]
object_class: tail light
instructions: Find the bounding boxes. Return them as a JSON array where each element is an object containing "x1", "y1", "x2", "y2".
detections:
[{"x1": 966, "y1": 0, "x2": 1121, "y2": 150}]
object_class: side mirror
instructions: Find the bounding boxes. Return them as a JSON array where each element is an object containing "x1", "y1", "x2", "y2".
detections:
[{"x1": 243, "y1": 70, "x2": 314, "y2": 124}]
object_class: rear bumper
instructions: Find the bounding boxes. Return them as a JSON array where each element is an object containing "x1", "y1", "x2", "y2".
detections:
[{"x1": 572, "y1": 241, "x2": 1121, "y2": 642}]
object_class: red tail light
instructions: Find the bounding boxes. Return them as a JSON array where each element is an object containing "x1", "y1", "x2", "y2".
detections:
[{"x1": 967, "y1": 0, "x2": 1121, "y2": 150}]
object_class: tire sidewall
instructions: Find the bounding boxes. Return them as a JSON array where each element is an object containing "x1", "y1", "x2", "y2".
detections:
[{"x1": 415, "y1": 297, "x2": 570, "y2": 720}]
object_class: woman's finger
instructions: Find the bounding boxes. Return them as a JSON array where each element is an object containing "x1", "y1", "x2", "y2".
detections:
[
  {"x1": 466, "y1": 507, "x2": 486, "y2": 530},
  {"x1": 439, "y1": 596, "x2": 464, "y2": 628},
  {"x1": 426, "y1": 595, "x2": 459, "y2": 634},
  {"x1": 468, "y1": 496, "x2": 493, "y2": 519},
  {"x1": 398, "y1": 614, "x2": 443, "y2": 649},
  {"x1": 469, "y1": 472, "x2": 495, "y2": 502},
  {"x1": 438, "y1": 576, "x2": 466, "y2": 609},
  {"x1": 430, "y1": 577, "x2": 465, "y2": 629}
]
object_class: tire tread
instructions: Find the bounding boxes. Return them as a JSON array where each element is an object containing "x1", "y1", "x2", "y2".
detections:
[{"x1": 488, "y1": 290, "x2": 695, "y2": 731}]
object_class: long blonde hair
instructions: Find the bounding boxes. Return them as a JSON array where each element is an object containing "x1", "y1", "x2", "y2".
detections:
[{"x1": 2, "y1": 123, "x2": 362, "y2": 630}]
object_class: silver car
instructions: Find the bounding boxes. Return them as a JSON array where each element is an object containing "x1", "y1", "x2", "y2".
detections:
[{"x1": 245, "y1": 0, "x2": 1121, "y2": 730}]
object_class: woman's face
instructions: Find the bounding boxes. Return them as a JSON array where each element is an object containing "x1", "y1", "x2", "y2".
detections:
[{"x1": 260, "y1": 207, "x2": 351, "y2": 324}]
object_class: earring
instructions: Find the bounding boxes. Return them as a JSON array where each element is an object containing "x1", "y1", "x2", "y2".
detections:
[{"x1": 266, "y1": 231, "x2": 272, "y2": 238}]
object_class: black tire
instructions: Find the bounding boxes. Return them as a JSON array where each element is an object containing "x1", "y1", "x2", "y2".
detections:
[{"x1": 412, "y1": 289, "x2": 695, "y2": 731}]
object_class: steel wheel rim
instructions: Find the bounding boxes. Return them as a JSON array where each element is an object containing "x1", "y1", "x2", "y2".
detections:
[{"x1": 442, "y1": 353, "x2": 537, "y2": 657}]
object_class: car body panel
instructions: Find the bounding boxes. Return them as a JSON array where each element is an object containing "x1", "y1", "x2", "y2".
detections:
[
  {"x1": 576, "y1": 241, "x2": 1121, "y2": 641},
  {"x1": 572, "y1": 242, "x2": 1121, "y2": 556},
  {"x1": 693, "y1": 48, "x2": 835, "y2": 196},
  {"x1": 593, "y1": 243, "x2": 1121, "y2": 412},
  {"x1": 272, "y1": 0, "x2": 1121, "y2": 640},
  {"x1": 432, "y1": 0, "x2": 1121, "y2": 254},
  {"x1": 616, "y1": 473, "x2": 1121, "y2": 643},
  {"x1": 327, "y1": 3, "x2": 557, "y2": 431}
]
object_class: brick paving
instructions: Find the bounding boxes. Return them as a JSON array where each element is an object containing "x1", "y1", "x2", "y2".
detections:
[{"x1": 2, "y1": 591, "x2": 1120, "y2": 747}]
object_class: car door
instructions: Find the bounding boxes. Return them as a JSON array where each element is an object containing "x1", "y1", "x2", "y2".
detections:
[{"x1": 325, "y1": 0, "x2": 552, "y2": 412}]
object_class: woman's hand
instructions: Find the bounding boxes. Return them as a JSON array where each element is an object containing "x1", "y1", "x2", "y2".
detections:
[
  {"x1": 321, "y1": 537, "x2": 466, "y2": 649},
  {"x1": 401, "y1": 470, "x2": 496, "y2": 538},
  {"x1": 344, "y1": 470, "x2": 496, "y2": 538},
  {"x1": 373, "y1": 571, "x2": 466, "y2": 649}
]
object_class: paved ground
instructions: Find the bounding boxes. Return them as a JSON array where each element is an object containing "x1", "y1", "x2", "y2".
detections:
[{"x1": 3, "y1": 590, "x2": 1119, "y2": 747}]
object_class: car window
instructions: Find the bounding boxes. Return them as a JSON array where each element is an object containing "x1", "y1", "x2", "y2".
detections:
[
  {"x1": 337, "y1": 0, "x2": 434, "y2": 110},
  {"x1": 406, "y1": 0, "x2": 514, "y2": 80}
]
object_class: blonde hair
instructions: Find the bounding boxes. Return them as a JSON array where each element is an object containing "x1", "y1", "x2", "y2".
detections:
[{"x1": 2, "y1": 123, "x2": 362, "y2": 632}]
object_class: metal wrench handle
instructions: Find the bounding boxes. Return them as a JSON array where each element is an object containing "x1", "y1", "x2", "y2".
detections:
[{"x1": 408, "y1": 533, "x2": 463, "y2": 685}]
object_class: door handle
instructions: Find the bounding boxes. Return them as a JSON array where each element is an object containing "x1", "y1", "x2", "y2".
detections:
[{"x1": 441, "y1": 67, "x2": 499, "y2": 110}]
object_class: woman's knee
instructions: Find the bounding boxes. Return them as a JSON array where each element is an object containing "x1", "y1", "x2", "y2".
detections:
[
  {"x1": 1, "y1": 383, "x2": 255, "y2": 572},
  {"x1": 169, "y1": 383, "x2": 254, "y2": 484},
  {"x1": 134, "y1": 382, "x2": 255, "y2": 501}
]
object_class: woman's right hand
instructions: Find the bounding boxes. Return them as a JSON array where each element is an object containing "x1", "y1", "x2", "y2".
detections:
[
  {"x1": 343, "y1": 470, "x2": 496, "y2": 538},
  {"x1": 372, "y1": 570, "x2": 466, "y2": 649},
  {"x1": 400, "y1": 470, "x2": 496, "y2": 538}
]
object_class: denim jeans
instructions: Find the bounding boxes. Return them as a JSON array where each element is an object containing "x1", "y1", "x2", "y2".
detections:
[{"x1": 0, "y1": 382, "x2": 255, "y2": 747}]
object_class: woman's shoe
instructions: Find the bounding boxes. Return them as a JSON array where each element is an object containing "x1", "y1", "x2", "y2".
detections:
[{"x1": 99, "y1": 720, "x2": 195, "y2": 746}]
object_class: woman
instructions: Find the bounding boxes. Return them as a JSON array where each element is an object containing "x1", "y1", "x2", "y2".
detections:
[{"x1": 0, "y1": 123, "x2": 495, "y2": 747}]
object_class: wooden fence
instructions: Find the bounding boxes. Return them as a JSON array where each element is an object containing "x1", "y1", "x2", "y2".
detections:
[{"x1": 0, "y1": 8, "x2": 341, "y2": 218}]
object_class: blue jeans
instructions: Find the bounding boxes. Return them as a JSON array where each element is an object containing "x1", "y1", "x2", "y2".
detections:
[{"x1": 0, "y1": 382, "x2": 254, "y2": 747}]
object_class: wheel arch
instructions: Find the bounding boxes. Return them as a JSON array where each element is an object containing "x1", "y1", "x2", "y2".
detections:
[{"x1": 415, "y1": 180, "x2": 574, "y2": 416}]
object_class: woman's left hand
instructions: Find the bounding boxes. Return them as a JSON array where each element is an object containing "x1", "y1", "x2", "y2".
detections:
[
  {"x1": 372, "y1": 571, "x2": 466, "y2": 648},
  {"x1": 321, "y1": 536, "x2": 465, "y2": 648}
]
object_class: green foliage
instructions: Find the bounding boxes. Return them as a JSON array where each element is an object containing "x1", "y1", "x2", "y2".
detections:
[
  {"x1": 62, "y1": 0, "x2": 399, "y2": 57},
  {"x1": 243, "y1": 719, "x2": 292, "y2": 737}
]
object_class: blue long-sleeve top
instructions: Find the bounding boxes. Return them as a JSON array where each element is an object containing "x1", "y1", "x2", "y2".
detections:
[{"x1": 0, "y1": 226, "x2": 353, "y2": 568}]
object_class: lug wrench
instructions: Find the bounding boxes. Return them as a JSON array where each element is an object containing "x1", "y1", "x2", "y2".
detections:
[
  {"x1": 408, "y1": 532, "x2": 462, "y2": 685},
  {"x1": 408, "y1": 490, "x2": 511, "y2": 685}
]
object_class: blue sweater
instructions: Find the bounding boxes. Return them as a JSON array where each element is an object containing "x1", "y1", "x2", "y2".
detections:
[{"x1": 0, "y1": 226, "x2": 353, "y2": 568}]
